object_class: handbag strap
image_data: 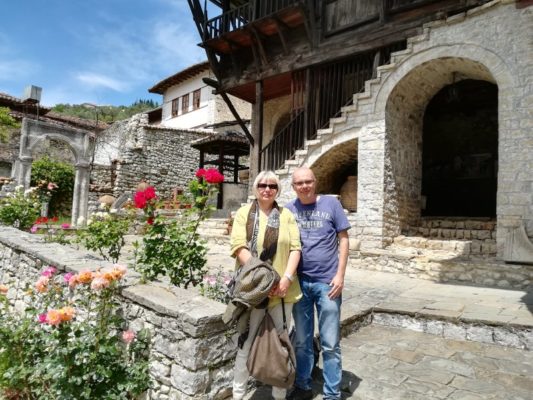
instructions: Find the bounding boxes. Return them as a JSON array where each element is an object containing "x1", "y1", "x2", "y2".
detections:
[
  {"x1": 265, "y1": 298, "x2": 288, "y2": 330},
  {"x1": 281, "y1": 298, "x2": 287, "y2": 330}
]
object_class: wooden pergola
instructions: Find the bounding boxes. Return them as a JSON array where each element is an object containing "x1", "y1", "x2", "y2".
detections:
[{"x1": 190, "y1": 130, "x2": 249, "y2": 208}]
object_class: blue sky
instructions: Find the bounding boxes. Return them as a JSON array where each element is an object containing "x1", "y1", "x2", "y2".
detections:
[{"x1": 0, "y1": 0, "x2": 208, "y2": 107}]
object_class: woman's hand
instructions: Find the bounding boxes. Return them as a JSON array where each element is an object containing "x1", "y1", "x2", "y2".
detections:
[
  {"x1": 268, "y1": 283, "x2": 279, "y2": 298},
  {"x1": 276, "y1": 276, "x2": 291, "y2": 297}
]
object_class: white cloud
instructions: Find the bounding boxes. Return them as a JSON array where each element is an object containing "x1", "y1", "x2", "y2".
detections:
[{"x1": 76, "y1": 72, "x2": 128, "y2": 92}]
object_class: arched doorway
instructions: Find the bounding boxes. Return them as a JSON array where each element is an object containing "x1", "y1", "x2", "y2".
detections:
[
  {"x1": 383, "y1": 57, "x2": 499, "y2": 235},
  {"x1": 422, "y1": 79, "x2": 498, "y2": 217},
  {"x1": 309, "y1": 139, "x2": 358, "y2": 211},
  {"x1": 16, "y1": 118, "x2": 95, "y2": 226}
]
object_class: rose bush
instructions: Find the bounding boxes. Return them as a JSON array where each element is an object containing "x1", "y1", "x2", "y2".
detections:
[
  {"x1": 76, "y1": 209, "x2": 131, "y2": 264},
  {"x1": 0, "y1": 265, "x2": 150, "y2": 399},
  {"x1": 0, "y1": 186, "x2": 40, "y2": 230},
  {"x1": 135, "y1": 169, "x2": 224, "y2": 288}
]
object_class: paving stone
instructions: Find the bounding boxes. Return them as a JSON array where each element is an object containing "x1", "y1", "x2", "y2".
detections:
[{"x1": 400, "y1": 377, "x2": 456, "y2": 399}]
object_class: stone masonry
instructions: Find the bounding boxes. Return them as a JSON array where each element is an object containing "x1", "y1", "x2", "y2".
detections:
[
  {"x1": 92, "y1": 113, "x2": 209, "y2": 208},
  {"x1": 0, "y1": 225, "x2": 236, "y2": 399},
  {"x1": 274, "y1": 1, "x2": 532, "y2": 262}
]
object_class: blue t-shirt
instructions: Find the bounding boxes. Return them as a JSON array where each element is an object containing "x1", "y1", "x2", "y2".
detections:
[{"x1": 286, "y1": 195, "x2": 351, "y2": 284}]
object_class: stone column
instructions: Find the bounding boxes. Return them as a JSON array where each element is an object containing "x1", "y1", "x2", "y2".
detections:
[
  {"x1": 71, "y1": 167, "x2": 82, "y2": 227},
  {"x1": 356, "y1": 120, "x2": 387, "y2": 250},
  {"x1": 77, "y1": 162, "x2": 90, "y2": 227},
  {"x1": 16, "y1": 156, "x2": 33, "y2": 190}
]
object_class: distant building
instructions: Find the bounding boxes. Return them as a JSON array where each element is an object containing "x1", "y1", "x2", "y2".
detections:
[{"x1": 148, "y1": 61, "x2": 251, "y2": 130}]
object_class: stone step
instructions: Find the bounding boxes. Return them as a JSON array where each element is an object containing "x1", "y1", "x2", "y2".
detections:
[
  {"x1": 415, "y1": 218, "x2": 496, "y2": 231},
  {"x1": 391, "y1": 235, "x2": 497, "y2": 256}
]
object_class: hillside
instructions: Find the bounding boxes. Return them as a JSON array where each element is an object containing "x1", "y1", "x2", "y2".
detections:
[{"x1": 51, "y1": 99, "x2": 159, "y2": 123}]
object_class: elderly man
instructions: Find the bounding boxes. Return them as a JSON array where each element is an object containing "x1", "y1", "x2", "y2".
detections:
[{"x1": 285, "y1": 167, "x2": 350, "y2": 400}]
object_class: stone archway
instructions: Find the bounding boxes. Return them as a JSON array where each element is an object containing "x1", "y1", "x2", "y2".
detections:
[
  {"x1": 16, "y1": 118, "x2": 95, "y2": 226},
  {"x1": 382, "y1": 56, "x2": 500, "y2": 235}
]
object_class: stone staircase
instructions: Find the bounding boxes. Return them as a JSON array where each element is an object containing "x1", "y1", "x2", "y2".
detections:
[
  {"x1": 275, "y1": 25, "x2": 433, "y2": 181},
  {"x1": 395, "y1": 218, "x2": 498, "y2": 256},
  {"x1": 274, "y1": 1, "x2": 509, "y2": 191},
  {"x1": 197, "y1": 218, "x2": 231, "y2": 244}
]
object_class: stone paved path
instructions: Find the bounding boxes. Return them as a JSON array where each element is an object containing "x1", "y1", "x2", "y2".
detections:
[
  {"x1": 247, "y1": 324, "x2": 533, "y2": 400},
  {"x1": 111, "y1": 234, "x2": 533, "y2": 399}
]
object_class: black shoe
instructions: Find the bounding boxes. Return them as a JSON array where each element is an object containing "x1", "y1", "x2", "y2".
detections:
[{"x1": 286, "y1": 387, "x2": 313, "y2": 400}]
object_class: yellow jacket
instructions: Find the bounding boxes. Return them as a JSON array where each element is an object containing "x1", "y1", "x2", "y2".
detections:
[{"x1": 230, "y1": 203, "x2": 302, "y2": 306}]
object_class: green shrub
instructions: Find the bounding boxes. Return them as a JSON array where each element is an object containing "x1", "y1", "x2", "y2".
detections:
[
  {"x1": 76, "y1": 211, "x2": 131, "y2": 264},
  {"x1": 0, "y1": 186, "x2": 40, "y2": 230},
  {"x1": 30, "y1": 156, "x2": 75, "y2": 216}
]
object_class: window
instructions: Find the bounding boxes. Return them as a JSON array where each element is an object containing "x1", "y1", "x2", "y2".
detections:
[
  {"x1": 193, "y1": 89, "x2": 201, "y2": 110},
  {"x1": 171, "y1": 98, "x2": 179, "y2": 117},
  {"x1": 181, "y1": 93, "x2": 189, "y2": 114}
]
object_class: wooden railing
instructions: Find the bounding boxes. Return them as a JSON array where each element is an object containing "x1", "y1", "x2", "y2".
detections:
[
  {"x1": 260, "y1": 41, "x2": 407, "y2": 170},
  {"x1": 204, "y1": 0, "x2": 300, "y2": 40}
]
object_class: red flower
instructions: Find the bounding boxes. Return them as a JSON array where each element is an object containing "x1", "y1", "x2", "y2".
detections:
[
  {"x1": 195, "y1": 168, "x2": 206, "y2": 178},
  {"x1": 144, "y1": 186, "x2": 157, "y2": 201},
  {"x1": 146, "y1": 217, "x2": 154, "y2": 225},
  {"x1": 51, "y1": 216, "x2": 59, "y2": 222},
  {"x1": 35, "y1": 217, "x2": 48, "y2": 224},
  {"x1": 134, "y1": 191, "x2": 147, "y2": 209},
  {"x1": 204, "y1": 168, "x2": 224, "y2": 184}
]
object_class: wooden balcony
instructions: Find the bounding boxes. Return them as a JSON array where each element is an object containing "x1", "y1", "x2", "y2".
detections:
[{"x1": 202, "y1": 0, "x2": 307, "y2": 54}]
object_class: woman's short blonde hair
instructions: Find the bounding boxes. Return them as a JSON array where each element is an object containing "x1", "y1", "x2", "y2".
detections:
[{"x1": 252, "y1": 170, "x2": 281, "y2": 198}]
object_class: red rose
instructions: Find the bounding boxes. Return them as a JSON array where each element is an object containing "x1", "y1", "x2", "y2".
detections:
[
  {"x1": 134, "y1": 191, "x2": 147, "y2": 209},
  {"x1": 146, "y1": 217, "x2": 154, "y2": 225},
  {"x1": 195, "y1": 168, "x2": 206, "y2": 178},
  {"x1": 204, "y1": 168, "x2": 224, "y2": 184},
  {"x1": 144, "y1": 186, "x2": 157, "y2": 201}
]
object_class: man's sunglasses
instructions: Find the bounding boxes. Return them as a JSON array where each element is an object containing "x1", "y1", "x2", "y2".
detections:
[{"x1": 257, "y1": 183, "x2": 278, "y2": 190}]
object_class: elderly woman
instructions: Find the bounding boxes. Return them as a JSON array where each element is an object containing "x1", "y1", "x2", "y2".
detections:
[{"x1": 230, "y1": 170, "x2": 302, "y2": 400}]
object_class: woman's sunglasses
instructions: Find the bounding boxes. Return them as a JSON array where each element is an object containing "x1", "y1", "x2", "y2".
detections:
[{"x1": 257, "y1": 183, "x2": 278, "y2": 190}]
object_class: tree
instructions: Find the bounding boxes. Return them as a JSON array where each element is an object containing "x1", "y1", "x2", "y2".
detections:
[{"x1": 0, "y1": 107, "x2": 20, "y2": 143}]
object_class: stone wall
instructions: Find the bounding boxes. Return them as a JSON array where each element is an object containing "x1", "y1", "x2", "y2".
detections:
[
  {"x1": 276, "y1": 1, "x2": 532, "y2": 256},
  {"x1": 0, "y1": 226, "x2": 236, "y2": 399},
  {"x1": 93, "y1": 113, "x2": 209, "y2": 202}
]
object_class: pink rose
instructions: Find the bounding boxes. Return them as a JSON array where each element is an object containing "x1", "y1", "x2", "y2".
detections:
[
  {"x1": 35, "y1": 276, "x2": 50, "y2": 293},
  {"x1": 38, "y1": 313, "x2": 48, "y2": 324},
  {"x1": 122, "y1": 329, "x2": 136, "y2": 344},
  {"x1": 90, "y1": 276, "x2": 110, "y2": 290},
  {"x1": 61, "y1": 223, "x2": 70, "y2": 229},
  {"x1": 30, "y1": 225, "x2": 38, "y2": 234},
  {"x1": 46, "y1": 309, "x2": 62, "y2": 326},
  {"x1": 63, "y1": 272, "x2": 74, "y2": 284},
  {"x1": 41, "y1": 266, "x2": 57, "y2": 277}
]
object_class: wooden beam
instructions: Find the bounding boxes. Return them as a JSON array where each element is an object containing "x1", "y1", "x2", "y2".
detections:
[
  {"x1": 273, "y1": 17, "x2": 289, "y2": 55},
  {"x1": 203, "y1": 77, "x2": 254, "y2": 146},
  {"x1": 249, "y1": 80, "x2": 263, "y2": 183},
  {"x1": 248, "y1": 26, "x2": 269, "y2": 65}
]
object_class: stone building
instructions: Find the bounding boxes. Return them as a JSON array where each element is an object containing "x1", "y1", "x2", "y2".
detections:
[
  {"x1": 91, "y1": 62, "x2": 252, "y2": 210},
  {"x1": 187, "y1": 0, "x2": 533, "y2": 287}
]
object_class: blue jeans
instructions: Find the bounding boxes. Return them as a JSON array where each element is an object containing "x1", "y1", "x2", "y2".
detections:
[{"x1": 293, "y1": 277, "x2": 342, "y2": 400}]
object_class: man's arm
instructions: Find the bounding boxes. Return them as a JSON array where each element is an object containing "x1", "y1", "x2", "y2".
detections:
[{"x1": 328, "y1": 229, "x2": 349, "y2": 299}]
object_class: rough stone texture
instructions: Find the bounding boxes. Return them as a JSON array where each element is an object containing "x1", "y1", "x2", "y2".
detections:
[
  {"x1": 0, "y1": 226, "x2": 235, "y2": 400},
  {"x1": 275, "y1": 2, "x2": 532, "y2": 263},
  {"x1": 94, "y1": 113, "x2": 208, "y2": 203}
]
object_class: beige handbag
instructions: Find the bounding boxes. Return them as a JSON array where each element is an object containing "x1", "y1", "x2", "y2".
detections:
[{"x1": 246, "y1": 299, "x2": 296, "y2": 388}]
